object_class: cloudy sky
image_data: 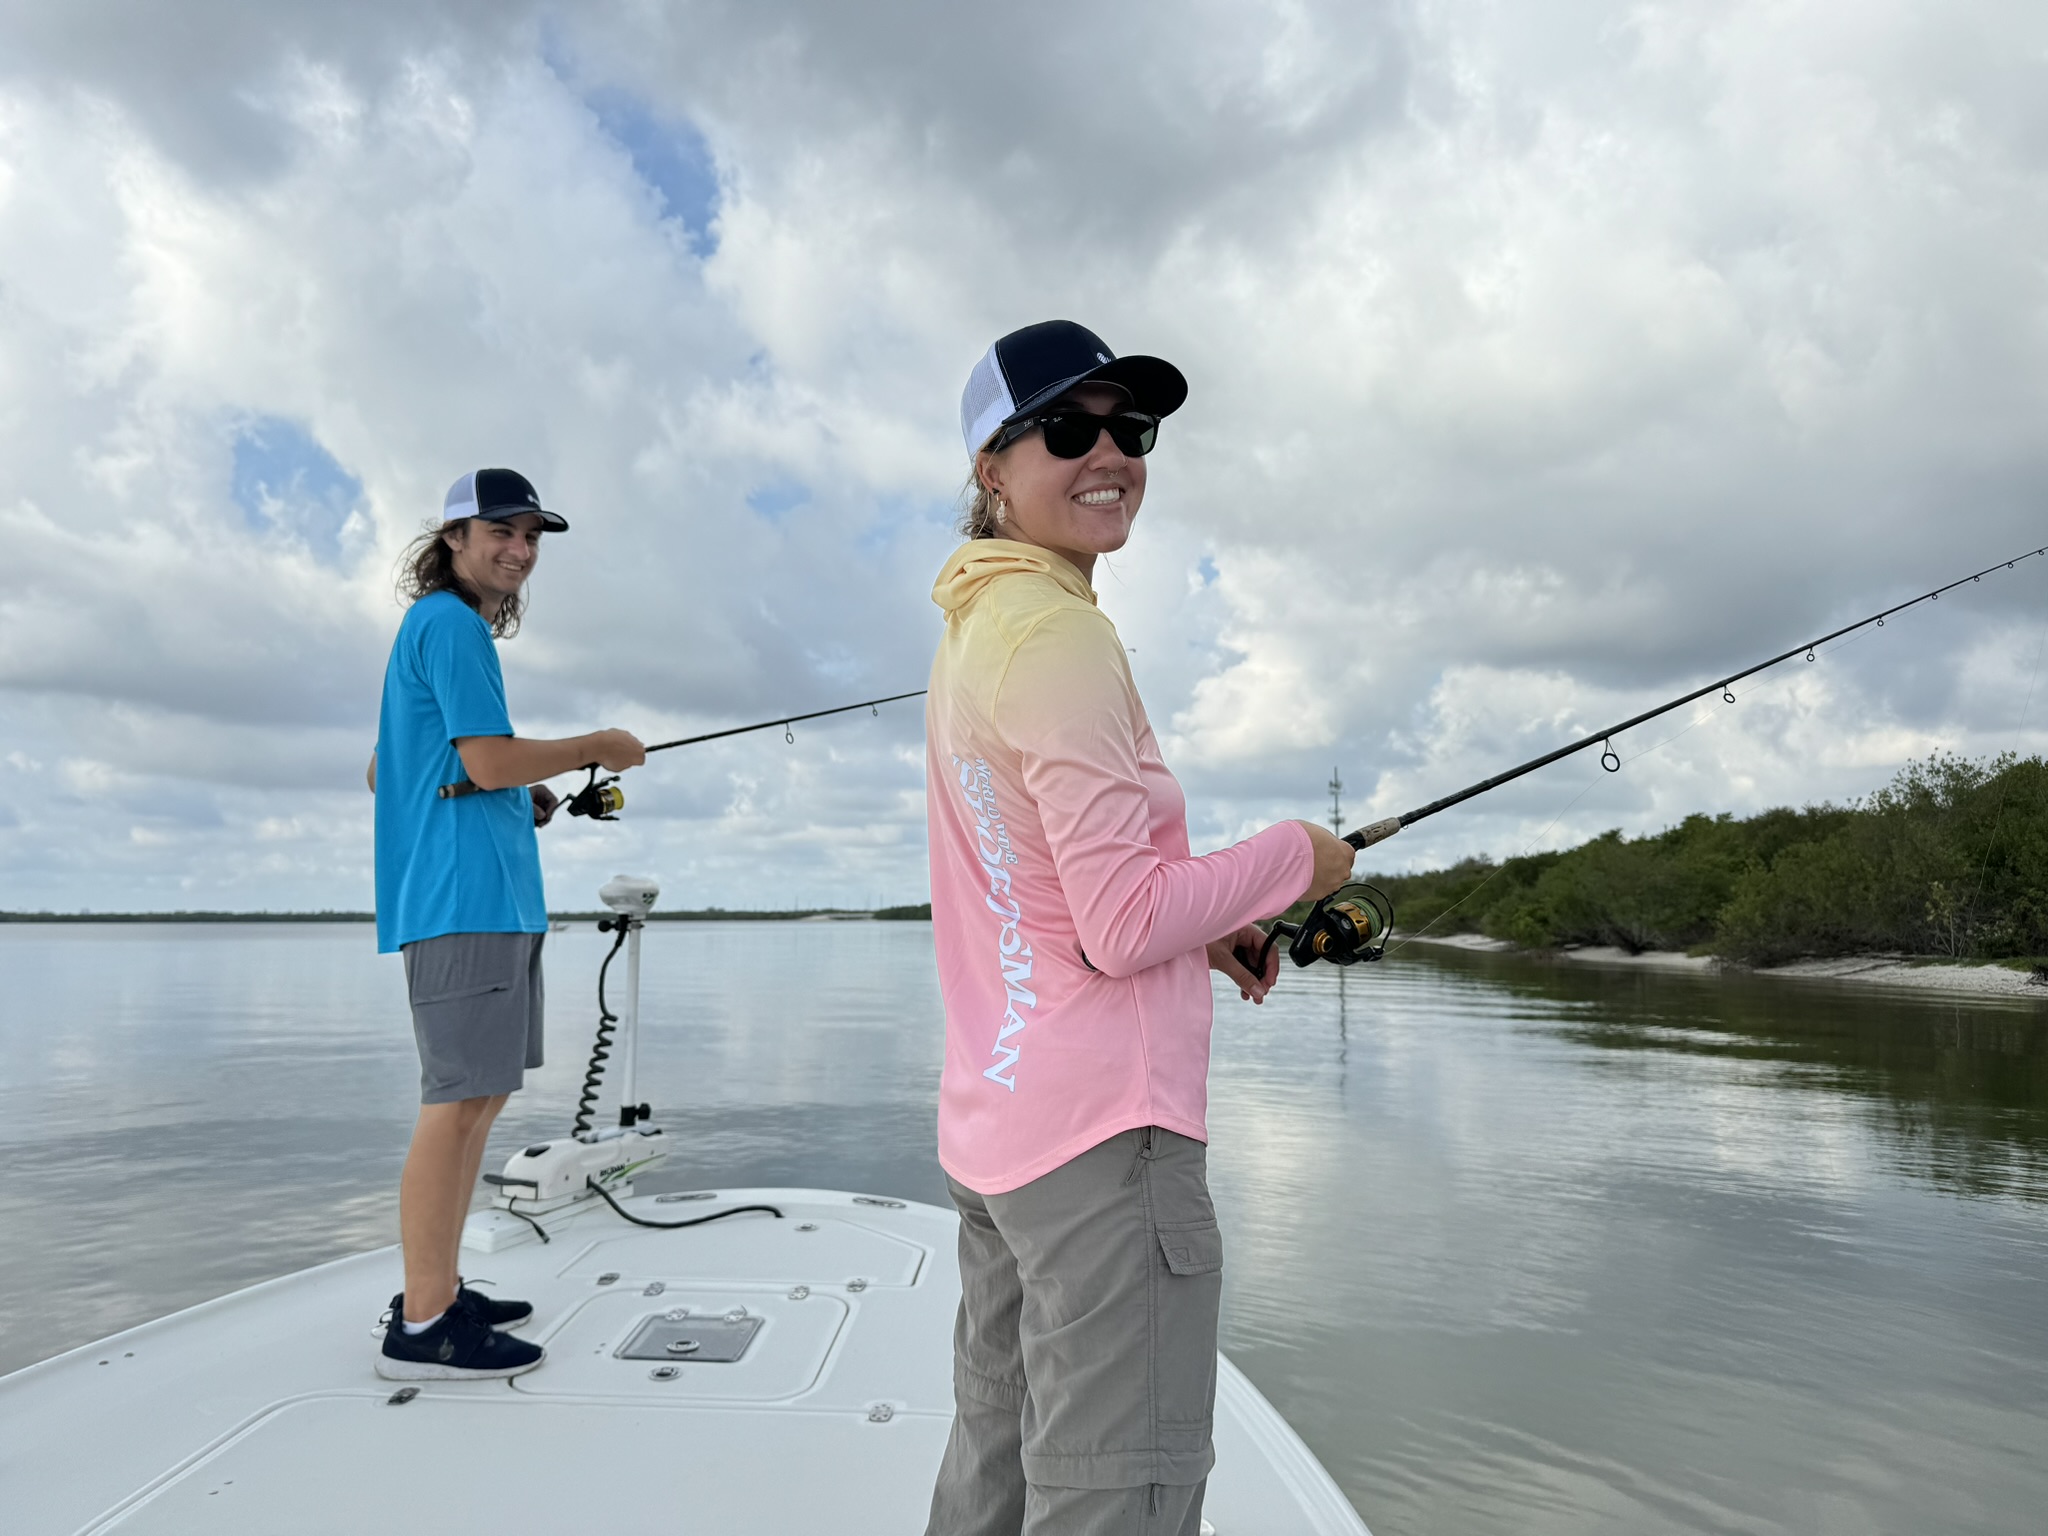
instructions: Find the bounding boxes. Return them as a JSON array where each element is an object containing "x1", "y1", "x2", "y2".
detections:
[{"x1": 2, "y1": 0, "x2": 2045, "y2": 915}]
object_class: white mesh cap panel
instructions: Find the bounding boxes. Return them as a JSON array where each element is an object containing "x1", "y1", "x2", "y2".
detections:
[
  {"x1": 959, "y1": 343, "x2": 1015, "y2": 456},
  {"x1": 442, "y1": 471, "x2": 480, "y2": 522}
]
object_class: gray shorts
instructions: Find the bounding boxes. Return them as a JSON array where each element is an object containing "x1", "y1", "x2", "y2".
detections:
[
  {"x1": 925, "y1": 1127, "x2": 1221, "y2": 1536},
  {"x1": 401, "y1": 931, "x2": 545, "y2": 1104}
]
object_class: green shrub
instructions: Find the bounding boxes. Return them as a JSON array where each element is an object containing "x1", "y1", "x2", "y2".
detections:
[{"x1": 1362, "y1": 753, "x2": 2048, "y2": 963}]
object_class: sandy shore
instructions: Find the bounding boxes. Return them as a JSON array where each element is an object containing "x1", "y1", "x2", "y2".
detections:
[{"x1": 1399, "y1": 932, "x2": 2048, "y2": 998}]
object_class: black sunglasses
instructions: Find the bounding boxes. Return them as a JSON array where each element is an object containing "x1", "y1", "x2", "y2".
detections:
[{"x1": 993, "y1": 409, "x2": 1160, "y2": 460}]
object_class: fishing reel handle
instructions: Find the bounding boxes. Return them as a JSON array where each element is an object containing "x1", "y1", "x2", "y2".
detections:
[{"x1": 1233, "y1": 924, "x2": 1295, "y2": 981}]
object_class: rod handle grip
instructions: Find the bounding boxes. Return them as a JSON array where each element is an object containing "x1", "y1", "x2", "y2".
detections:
[{"x1": 1343, "y1": 817, "x2": 1402, "y2": 851}]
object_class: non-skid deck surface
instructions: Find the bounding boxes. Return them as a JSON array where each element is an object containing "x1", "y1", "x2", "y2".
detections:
[{"x1": 1, "y1": 1188, "x2": 1367, "y2": 1535}]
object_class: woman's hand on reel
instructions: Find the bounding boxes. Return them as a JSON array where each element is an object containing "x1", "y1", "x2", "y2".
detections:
[{"x1": 1209, "y1": 922, "x2": 1279, "y2": 1004}]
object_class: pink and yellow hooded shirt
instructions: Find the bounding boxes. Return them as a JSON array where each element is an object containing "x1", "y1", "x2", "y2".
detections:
[{"x1": 926, "y1": 540, "x2": 1313, "y2": 1194}]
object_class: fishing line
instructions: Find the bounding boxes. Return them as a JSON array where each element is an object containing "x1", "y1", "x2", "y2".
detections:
[{"x1": 1380, "y1": 764, "x2": 1608, "y2": 957}]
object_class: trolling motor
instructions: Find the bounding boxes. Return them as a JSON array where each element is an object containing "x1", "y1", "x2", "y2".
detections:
[
  {"x1": 1241, "y1": 881, "x2": 1396, "y2": 974},
  {"x1": 469, "y1": 875, "x2": 669, "y2": 1245},
  {"x1": 464, "y1": 873, "x2": 781, "y2": 1252}
]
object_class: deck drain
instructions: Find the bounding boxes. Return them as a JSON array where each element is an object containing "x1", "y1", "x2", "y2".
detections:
[{"x1": 649, "y1": 1366, "x2": 681, "y2": 1381}]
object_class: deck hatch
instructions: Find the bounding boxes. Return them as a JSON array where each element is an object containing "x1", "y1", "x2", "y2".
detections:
[{"x1": 615, "y1": 1314, "x2": 762, "y2": 1363}]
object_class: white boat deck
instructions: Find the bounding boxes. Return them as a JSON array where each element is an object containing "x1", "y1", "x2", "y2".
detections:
[{"x1": 2, "y1": 1185, "x2": 1369, "y2": 1535}]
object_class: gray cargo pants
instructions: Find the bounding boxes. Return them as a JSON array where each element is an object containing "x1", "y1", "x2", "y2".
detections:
[{"x1": 924, "y1": 1126, "x2": 1222, "y2": 1536}]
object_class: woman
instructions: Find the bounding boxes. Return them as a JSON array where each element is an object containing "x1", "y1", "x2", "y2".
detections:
[{"x1": 923, "y1": 321, "x2": 1358, "y2": 1536}]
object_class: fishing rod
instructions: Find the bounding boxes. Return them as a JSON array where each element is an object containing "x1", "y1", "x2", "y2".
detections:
[
  {"x1": 436, "y1": 688, "x2": 927, "y2": 820},
  {"x1": 1248, "y1": 541, "x2": 2048, "y2": 974}
]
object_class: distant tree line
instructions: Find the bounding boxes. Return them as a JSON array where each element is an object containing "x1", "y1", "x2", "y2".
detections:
[
  {"x1": 1359, "y1": 754, "x2": 2048, "y2": 964},
  {"x1": 3, "y1": 904, "x2": 937, "y2": 923}
]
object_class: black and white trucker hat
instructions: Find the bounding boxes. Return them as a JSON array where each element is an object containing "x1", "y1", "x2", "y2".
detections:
[
  {"x1": 441, "y1": 468, "x2": 569, "y2": 532},
  {"x1": 960, "y1": 320, "x2": 1188, "y2": 455}
]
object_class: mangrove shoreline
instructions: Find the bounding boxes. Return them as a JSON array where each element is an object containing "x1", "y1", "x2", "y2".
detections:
[{"x1": 1402, "y1": 931, "x2": 2048, "y2": 998}]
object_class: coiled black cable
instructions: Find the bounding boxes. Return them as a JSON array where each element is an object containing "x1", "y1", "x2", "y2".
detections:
[
  {"x1": 572, "y1": 921, "x2": 630, "y2": 1136},
  {"x1": 583, "y1": 1179, "x2": 783, "y2": 1228}
]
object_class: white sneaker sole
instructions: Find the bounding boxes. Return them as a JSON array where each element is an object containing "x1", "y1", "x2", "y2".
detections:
[{"x1": 374, "y1": 1350, "x2": 544, "y2": 1381}]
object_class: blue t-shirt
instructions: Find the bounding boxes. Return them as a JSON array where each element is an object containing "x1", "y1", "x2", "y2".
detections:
[{"x1": 373, "y1": 591, "x2": 548, "y2": 953}]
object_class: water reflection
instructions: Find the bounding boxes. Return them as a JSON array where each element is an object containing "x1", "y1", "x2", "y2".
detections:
[
  {"x1": 1205, "y1": 946, "x2": 2048, "y2": 1535},
  {"x1": 4, "y1": 924, "x2": 2046, "y2": 1535},
  {"x1": 1409, "y1": 946, "x2": 2048, "y2": 1202}
]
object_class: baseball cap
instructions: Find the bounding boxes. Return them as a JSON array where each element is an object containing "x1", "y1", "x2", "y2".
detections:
[
  {"x1": 442, "y1": 468, "x2": 569, "y2": 533},
  {"x1": 960, "y1": 320, "x2": 1188, "y2": 456}
]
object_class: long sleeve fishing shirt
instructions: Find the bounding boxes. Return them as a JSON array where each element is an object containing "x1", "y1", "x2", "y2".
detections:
[{"x1": 926, "y1": 539, "x2": 1313, "y2": 1194}]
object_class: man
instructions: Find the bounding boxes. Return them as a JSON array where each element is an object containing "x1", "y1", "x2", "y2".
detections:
[{"x1": 367, "y1": 467, "x2": 645, "y2": 1380}]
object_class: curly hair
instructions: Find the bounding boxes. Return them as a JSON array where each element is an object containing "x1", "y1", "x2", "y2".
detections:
[
  {"x1": 395, "y1": 519, "x2": 524, "y2": 638},
  {"x1": 956, "y1": 455, "x2": 1008, "y2": 541}
]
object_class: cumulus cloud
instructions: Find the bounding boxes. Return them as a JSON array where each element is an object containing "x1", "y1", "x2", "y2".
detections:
[{"x1": 2, "y1": 0, "x2": 2046, "y2": 913}]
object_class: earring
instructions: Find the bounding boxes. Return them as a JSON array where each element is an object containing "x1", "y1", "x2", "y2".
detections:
[{"x1": 993, "y1": 497, "x2": 1007, "y2": 526}]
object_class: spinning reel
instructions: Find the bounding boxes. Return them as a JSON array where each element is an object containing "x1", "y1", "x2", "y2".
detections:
[
  {"x1": 1239, "y1": 882, "x2": 1395, "y2": 975},
  {"x1": 563, "y1": 766, "x2": 626, "y2": 822}
]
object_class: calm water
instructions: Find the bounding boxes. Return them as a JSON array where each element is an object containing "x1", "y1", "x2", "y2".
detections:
[{"x1": 3, "y1": 921, "x2": 2045, "y2": 1534}]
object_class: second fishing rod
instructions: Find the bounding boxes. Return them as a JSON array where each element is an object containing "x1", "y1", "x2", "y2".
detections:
[
  {"x1": 436, "y1": 689, "x2": 928, "y2": 820},
  {"x1": 1244, "y1": 542, "x2": 2048, "y2": 975}
]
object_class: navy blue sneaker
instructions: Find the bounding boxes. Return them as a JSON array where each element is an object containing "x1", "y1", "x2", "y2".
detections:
[
  {"x1": 387, "y1": 1286, "x2": 534, "y2": 1333},
  {"x1": 376, "y1": 1300, "x2": 544, "y2": 1381},
  {"x1": 458, "y1": 1282, "x2": 534, "y2": 1331}
]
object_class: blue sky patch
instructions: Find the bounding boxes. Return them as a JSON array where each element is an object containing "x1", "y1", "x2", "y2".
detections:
[
  {"x1": 858, "y1": 494, "x2": 959, "y2": 556},
  {"x1": 582, "y1": 87, "x2": 720, "y2": 248},
  {"x1": 748, "y1": 478, "x2": 811, "y2": 521},
  {"x1": 231, "y1": 417, "x2": 362, "y2": 564},
  {"x1": 1197, "y1": 555, "x2": 1220, "y2": 587}
]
